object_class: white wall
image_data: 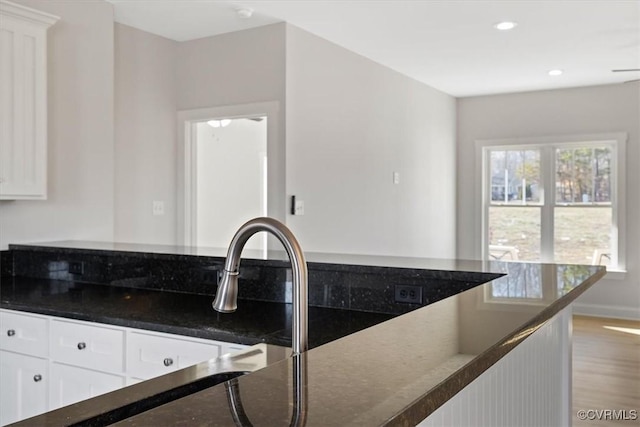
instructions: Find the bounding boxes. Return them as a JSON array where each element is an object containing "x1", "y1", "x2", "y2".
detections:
[
  {"x1": 0, "y1": 0, "x2": 114, "y2": 249},
  {"x1": 457, "y1": 83, "x2": 640, "y2": 319},
  {"x1": 116, "y1": 22, "x2": 457, "y2": 256},
  {"x1": 196, "y1": 119, "x2": 266, "y2": 249},
  {"x1": 114, "y1": 23, "x2": 177, "y2": 245},
  {"x1": 175, "y1": 24, "x2": 286, "y2": 112},
  {"x1": 285, "y1": 25, "x2": 457, "y2": 257},
  {"x1": 114, "y1": 22, "x2": 457, "y2": 256}
]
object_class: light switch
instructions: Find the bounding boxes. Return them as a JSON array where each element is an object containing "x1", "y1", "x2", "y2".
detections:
[
  {"x1": 294, "y1": 199, "x2": 305, "y2": 215},
  {"x1": 152, "y1": 201, "x2": 165, "y2": 216},
  {"x1": 393, "y1": 172, "x2": 400, "y2": 185}
]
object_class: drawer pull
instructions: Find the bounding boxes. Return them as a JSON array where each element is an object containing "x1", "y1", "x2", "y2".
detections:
[
  {"x1": 33, "y1": 374, "x2": 42, "y2": 382},
  {"x1": 77, "y1": 342, "x2": 87, "y2": 350},
  {"x1": 7, "y1": 329, "x2": 16, "y2": 337},
  {"x1": 163, "y1": 358, "x2": 174, "y2": 367}
]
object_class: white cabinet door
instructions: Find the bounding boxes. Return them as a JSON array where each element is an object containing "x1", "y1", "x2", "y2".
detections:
[
  {"x1": 49, "y1": 363, "x2": 125, "y2": 410},
  {"x1": 0, "y1": 1, "x2": 58, "y2": 200},
  {"x1": 0, "y1": 350, "x2": 48, "y2": 426},
  {"x1": 127, "y1": 332, "x2": 222, "y2": 380}
]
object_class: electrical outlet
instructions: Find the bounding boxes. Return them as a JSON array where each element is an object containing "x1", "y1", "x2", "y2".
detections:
[
  {"x1": 68, "y1": 261, "x2": 84, "y2": 275},
  {"x1": 394, "y1": 284, "x2": 422, "y2": 304},
  {"x1": 152, "y1": 201, "x2": 165, "y2": 216},
  {"x1": 199, "y1": 267, "x2": 220, "y2": 285}
]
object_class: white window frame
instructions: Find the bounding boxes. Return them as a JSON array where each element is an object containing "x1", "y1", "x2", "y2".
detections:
[{"x1": 475, "y1": 132, "x2": 627, "y2": 273}]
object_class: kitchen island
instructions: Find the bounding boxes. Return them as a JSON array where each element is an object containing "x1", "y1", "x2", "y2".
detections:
[{"x1": 1, "y1": 242, "x2": 605, "y2": 426}]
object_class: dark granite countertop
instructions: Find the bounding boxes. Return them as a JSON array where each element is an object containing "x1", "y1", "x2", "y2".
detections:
[
  {"x1": 106, "y1": 262, "x2": 604, "y2": 427},
  {"x1": 0, "y1": 277, "x2": 394, "y2": 349},
  {"x1": 6, "y1": 241, "x2": 502, "y2": 316},
  {"x1": 2, "y1": 242, "x2": 606, "y2": 426}
]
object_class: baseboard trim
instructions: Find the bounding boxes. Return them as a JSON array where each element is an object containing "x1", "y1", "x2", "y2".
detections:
[{"x1": 572, "y1": 303, "x2": 640, "y2": 321}]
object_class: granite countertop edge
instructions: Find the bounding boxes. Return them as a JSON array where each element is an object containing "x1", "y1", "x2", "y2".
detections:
[
  {"x1": 385, "y1": 267, "x2": 607, "y2": 426},
  {"x1": 6, "y1": 241, "x2": 507, "y2": 277}
]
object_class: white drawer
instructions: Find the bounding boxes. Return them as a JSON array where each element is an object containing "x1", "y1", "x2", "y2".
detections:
[
  {"x1": 50, "y1": 320, "x2": 125, "y2": 373},
  {"x1": 0, "y1": 310, "x2": 48, "y2": 357},
  {"x1": 127, "y1": 332, "x2": 222, "y2": 380}
]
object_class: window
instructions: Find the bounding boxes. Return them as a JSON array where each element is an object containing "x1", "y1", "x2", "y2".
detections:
[{"x1": 478, "y1": 133, "x2": 626, "y2": 271}]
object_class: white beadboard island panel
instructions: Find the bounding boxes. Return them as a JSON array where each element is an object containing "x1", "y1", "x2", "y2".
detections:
[{"x1": 418, "y1": 308, "x2": 571, "y2": 427}]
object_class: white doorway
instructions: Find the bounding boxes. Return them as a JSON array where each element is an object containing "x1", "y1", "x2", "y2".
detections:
[
  {"x1": 178, "y1": 101, "x2": 284, "y2": 252},
  {"x1": 195, "y1": 117, "x2": 267, "y2": 252}
]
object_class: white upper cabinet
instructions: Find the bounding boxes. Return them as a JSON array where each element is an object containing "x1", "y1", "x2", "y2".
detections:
[{"x1": 0, "y1": 1, "x2": 58, "y2": 200}]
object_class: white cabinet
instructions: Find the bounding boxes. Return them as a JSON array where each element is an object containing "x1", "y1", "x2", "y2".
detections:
[
  {"x1": 49, "y1": 363, "x2": 124, "y2": 410},
  {"x1": 0, "y1": 309, "x2": 249, "y2": 425},
  {"x1": 127, "y1": 331, "x2": 221, "y2": 380},
  {"x1": 50, "y1": 319, "x2": 125, "y2": 373},
  {"x1": 0, "y1": 350, "x2": 48, "y2": 426},
  {"x1": 48, "y1": 319, "x2": 126, "y2": 409},
  {"x1": 0, "y1": 309, "x2": 49, "y2": 425},
  {"x1": 0, "y1": 0, "x2": 59, "y2": 200}
]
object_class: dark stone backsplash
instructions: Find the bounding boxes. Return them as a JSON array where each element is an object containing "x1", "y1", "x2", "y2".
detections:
[
  {"x1": 1, "y1": 250, "x2": 13, "y2": 276},
  {"x1": 4, "y1": 246, "x2": 501, "y2": 315}
]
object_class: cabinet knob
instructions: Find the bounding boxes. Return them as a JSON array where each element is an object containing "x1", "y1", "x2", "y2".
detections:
[
  {"x1": 7, "y1": 329, "x2": 16, "y2": 337},
  {"x1": 33, "y1": 374, "x2": 42, "y2": 382},
  {"x1": 77, "y1": 342, "x2": 87, "y2": 350},
  {"x1": 163, "y1": 358, "x2": 174, "y2": 367}
]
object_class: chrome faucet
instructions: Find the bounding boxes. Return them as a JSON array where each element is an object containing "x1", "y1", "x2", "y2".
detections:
[{"x1": 212, "y1": 217, "x2": 309, "y2": 354}]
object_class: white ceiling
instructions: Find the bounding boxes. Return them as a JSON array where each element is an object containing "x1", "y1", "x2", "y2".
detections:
[{"x1": 106, "y1": 0, "x2": 640, "y2": 97}]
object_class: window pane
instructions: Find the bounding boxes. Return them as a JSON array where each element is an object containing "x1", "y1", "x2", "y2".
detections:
[
  {"x1": 490, "y1": 149, "x2": 540, "y2": 203},
  {"x1": 489, "y1": 206, "x2": 541, "y2": 261},
  {"x1": 554, "y1": 207, "x2": 612, "y2": 265},
  {"x1": 556, "y1": 146, "x2": 611, "y2": 204},
  {"x1": 490, "y1": 263, "x2": 543, "y2": 299},
  {"x1": 594, "y1": 148, "x2": 612, "y2": 202}
]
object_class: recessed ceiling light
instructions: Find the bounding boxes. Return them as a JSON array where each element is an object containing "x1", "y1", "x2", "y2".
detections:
[
  {"x1": 494, "y1": 21, "x2": 517, "y2": 31},
  {"x1": 236, "y1": 7, "x2": 253, "y2": 19},
  {"x1": 207, "y1": 119, "x2": 232, "y2": 128},
  {"x1": 548, "y1": 69, "x2": 564, "y2": 76}
]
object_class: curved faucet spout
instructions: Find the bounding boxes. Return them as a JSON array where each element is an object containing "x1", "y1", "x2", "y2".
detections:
[{"x1": 212, "y1": 217, "x2": 309, "y2": 354}]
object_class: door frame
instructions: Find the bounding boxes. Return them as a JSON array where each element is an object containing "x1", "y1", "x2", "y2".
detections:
[{"x1": 177, "y1": 101, "x2": 282, "y2": 246}]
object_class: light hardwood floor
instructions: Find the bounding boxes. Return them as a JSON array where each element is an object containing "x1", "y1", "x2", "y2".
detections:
[{"x1": 573, "y1": 315, "x2": 640, "y2": 426}]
